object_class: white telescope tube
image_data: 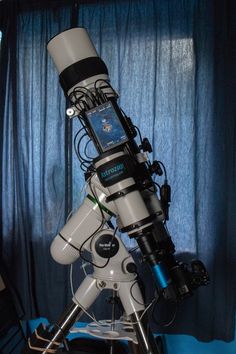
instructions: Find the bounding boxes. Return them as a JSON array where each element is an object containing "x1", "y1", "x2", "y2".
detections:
[
  {"x1": 47, "y1": 27, "x2": 111, "y2": 100},
  {"x1": 47, "y1": 27, "x2": 98, "y2": 75}
]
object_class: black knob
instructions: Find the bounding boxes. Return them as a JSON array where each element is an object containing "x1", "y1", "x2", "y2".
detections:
[
  {"x1": 141, "y1": 137, "x2": 153, "y2": 153},
  {"x1": 126, "y1": 263, "x2": 137, "y2": 273}
]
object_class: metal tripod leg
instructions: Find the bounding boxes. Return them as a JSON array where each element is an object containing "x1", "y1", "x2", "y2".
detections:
[
  {"x1": 118, "y1": 281, "x2": 162, "y2": 354},
  {"x1": 22, "y1": 302, "x2": 84, "y2": 353},
  {"x1": 45, "y1": 302, "x2": 84, "y2": 354},
  {"x1": 22, "y1": 276, "x2": 101, "y2": 353},
  {"x1": 129, "y1": 310, "x2": 163, "y2": 354},
  {"x1": 23, "y1": 274, "x2": 164, "y2": 354}
]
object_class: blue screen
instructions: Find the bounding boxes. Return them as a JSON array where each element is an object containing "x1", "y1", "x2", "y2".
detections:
[{"x1": 86, "y1": 101, "x2": 128, "y2": 151}]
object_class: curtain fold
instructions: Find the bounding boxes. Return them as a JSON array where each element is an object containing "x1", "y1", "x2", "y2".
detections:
[
  {"x1": 1, "y1": 5, "x2": 73, "y2": 319},
  {"x1": 0, "y1": 0, "x2": 235, "y2": 342}
]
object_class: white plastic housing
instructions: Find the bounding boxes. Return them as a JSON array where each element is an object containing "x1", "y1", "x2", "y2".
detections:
[
  {"x1": 94, "y1": 152, "x2": 153, "y2": 235},
  {"x1": 110, "y1": 179, "x2": 151, "y2": 228},
  {"x1": 51, "y1": 197, "x2": 111, "y2": 265},
  {"x1": 47, "y1": 27, "x2": 98, "y2": 74},
  {"x1": 47, "y1": 27, "x2": 112, "y2": 103}
]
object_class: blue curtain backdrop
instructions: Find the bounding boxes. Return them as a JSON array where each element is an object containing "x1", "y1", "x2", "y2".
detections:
[{"x1": 0, "y1": 0, "x2": 235, "y2": 342}]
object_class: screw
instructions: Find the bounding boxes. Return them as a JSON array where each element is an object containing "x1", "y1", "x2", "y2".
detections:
[
  {"x1": 66, "y1": 108, "x2": 75, "y2": 117},
  {"x1": 99, "y1": 281, "x2": 106, "y2": 288}
]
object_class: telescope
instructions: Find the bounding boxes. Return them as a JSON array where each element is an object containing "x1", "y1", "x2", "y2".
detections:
[{"x1": 23, "y1": 27, "x2": 209, "y2": 354}]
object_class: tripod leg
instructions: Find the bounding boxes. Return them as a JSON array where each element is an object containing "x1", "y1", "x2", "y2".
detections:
[
  {"x1": 118, "y1": 281, "x2": 162, "y2": 354},
  {"x1": 22, "y1": 276, "x2": 101, "y2": 353},
  {"x1": 22, "y1": 302, "x2": 84, "y2": 353},
  {"x1": 129, "y1": 310, "x2": 163, "y2": 354}
]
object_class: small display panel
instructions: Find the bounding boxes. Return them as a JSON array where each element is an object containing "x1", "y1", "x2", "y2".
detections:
[{"x1": 85, "y1": 101, "x2": 128, "y2": 152}]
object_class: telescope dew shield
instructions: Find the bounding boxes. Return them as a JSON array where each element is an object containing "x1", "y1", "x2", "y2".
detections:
[{"x1": 47, "y1": 27, "x2": 109, "y2": 96}]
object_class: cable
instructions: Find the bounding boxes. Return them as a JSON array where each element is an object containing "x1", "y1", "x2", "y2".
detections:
[
  {"x1": 72, "y1": 294, "x2": 156, "y2": 328},
  {"x1": 151, "y1": 299, "x2": 178, "y2": 327},
  {"x1": 93, "y1": 80, "x2": 108, "y2": 103},
  {"x1": 94, "y1": 79, "x2": 118, "y2": 101},
  {"x1": 163, "y1": 221, "x2": 171, "y2": 237},
  {"x1": 70, "y1": 263, "x2": 156, "y2": 327},
  {"x1": 81, "y1": 225, "x2": 118, "y2": 269},
  {"x1": 69, "y1": 91, "x2": 89, "y2": 112},
  {"x1": 73, "y1": 125, "x2": 95, "y2": 172},
  {"x1": 141, "y1": 298, "x2": 156, "y2": 318},
  {"x1": 133, "y1": 125, "x2": 143, "y2": 145},
  {"x1": 73, "y1": 127, "x2": 86, "y2": 163},
  {"x1": 130, "y1": 280, "x2": 147, "y2": 306},
  {"x1": 70, "y1": 264, "x2": 75, "y2": 297},
  {"x1": 68, "y1": 179, "x2": 91, "y2": 297},
  {"x1": 70, "y1": 86, "x2": 98, "y2": 106},
  {"x1": 77, "y1": 115, "x2": 89, "y2": 133},
  {"x1": 157, "y1": 160, "x2": 167, "y2": 181},
  {"x1": 74, "y1": 116, "x2": 95, "y2": 172},
  {"x1": 93, "y1": 300, "x2": 156, "y2": 328},
  {"x1": 77, "y1": 220, "x2": 106, "y2": 267},
  {"x1": 153, "y1": 182, "x2": 161, "y2": 191},
  {"x1": 149, "y1": 181, "x2": 161, "y2": 195},
  {"x1": 70, "y1": 264, "x2": 97, "y2": 327},
  {"x1": 81, "y1": 261, "x2": 89, "y2": 277},
  {"x1": 84, "y1": 139, "x2": 94, "y2": 160},
  {"x1": 71, "y1": 268, "x2": 157, "y2": 327},
  {"x1": 88, "y1": 178, "x2": 105, "y2": 220},
  {"x1": 81, "y1": 161, "x2": 94, "y2": 173},
  {"x1": 76, "y1": 97, "x2": 89, "y2": 112},
  {"x1": 72, "y1": 296, "x2": 101, "y2": 325},
  {"x1": 76, "y1": 133, "x2": 92, "y2": 163},
  {"x1": 77, "y1": 179, "x2": 118, "y2": 269}
]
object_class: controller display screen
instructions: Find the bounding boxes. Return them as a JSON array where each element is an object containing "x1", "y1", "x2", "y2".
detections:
[{"x1": 85, "y1": 101, "x2": 128, "y2": 152}]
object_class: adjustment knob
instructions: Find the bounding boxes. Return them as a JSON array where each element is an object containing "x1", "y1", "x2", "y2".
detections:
[
  {"x1": 126, "y1": 262, "x2": 137, "y2": 274},
  {"x1": 140, "y1": 137, "x2": 153, "y2": 153}
]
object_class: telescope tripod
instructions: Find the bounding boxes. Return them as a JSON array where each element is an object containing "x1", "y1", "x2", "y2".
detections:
[{"x1": 24, "y1": 230, "x2": 164, "y2": 354}]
